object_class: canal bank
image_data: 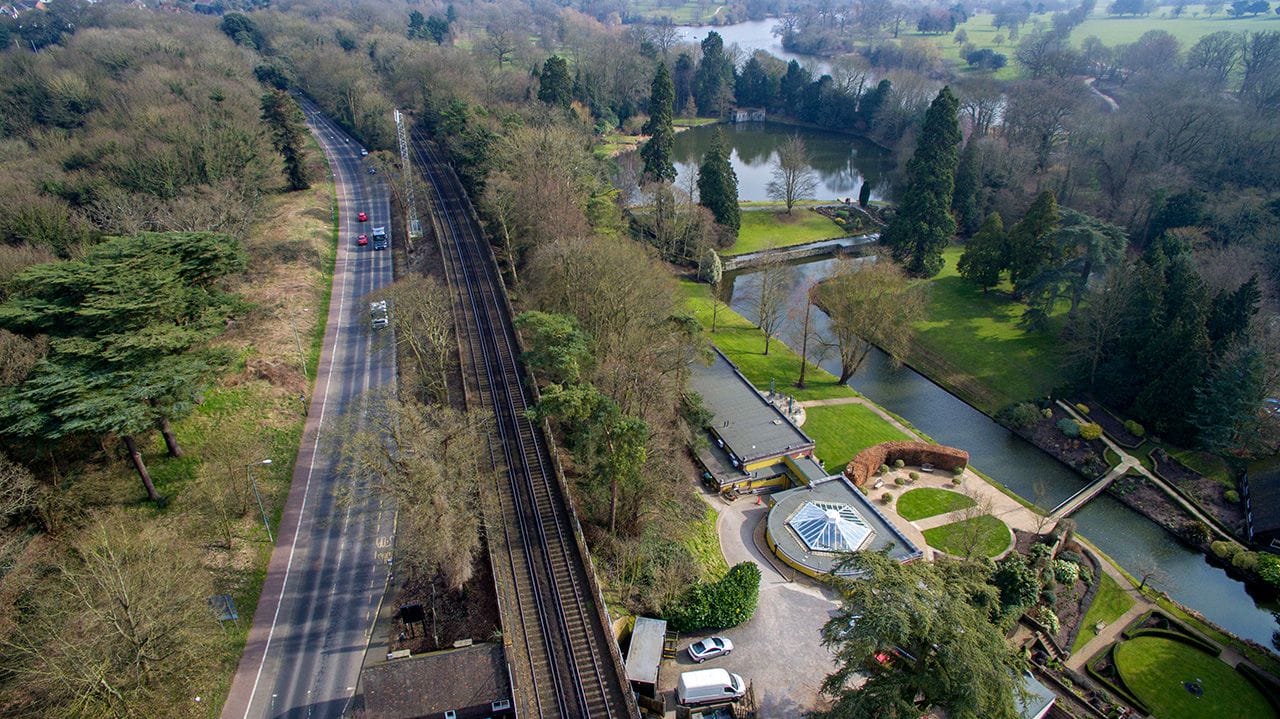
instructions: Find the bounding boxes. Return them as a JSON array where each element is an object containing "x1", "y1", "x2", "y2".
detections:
[{"x1": 719, "y1": 259, "x2": 1280, "y2": 648}]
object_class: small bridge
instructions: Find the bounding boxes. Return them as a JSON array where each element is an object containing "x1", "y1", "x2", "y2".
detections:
[
  {"x1": 1049, "y1": 465, "x2": 1127, "y2": 521},
  {"x1": 723, "y1": 233, "x2": 878, "y2": 271}
]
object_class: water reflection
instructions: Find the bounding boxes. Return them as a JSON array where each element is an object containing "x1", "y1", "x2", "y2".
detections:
[
  {"x1": 672, "y1": 122, "x2": 893, "y2": 203},
  {"x1": 727, "y1": 256, "x2": 1280, "y2": 646}
]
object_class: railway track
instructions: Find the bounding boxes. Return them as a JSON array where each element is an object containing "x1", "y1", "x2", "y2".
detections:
[{"x1": 408, "y1": 127, "x2": 636, "y2": 719}]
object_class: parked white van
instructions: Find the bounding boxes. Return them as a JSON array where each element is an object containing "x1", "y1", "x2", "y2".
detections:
[{"x1": 676, "y1": 668, "x2": 746, "y2": 706}]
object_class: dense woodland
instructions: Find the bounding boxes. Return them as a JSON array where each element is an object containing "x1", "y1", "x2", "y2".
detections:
[{"x1": 0, "y1": 0, "x2": 1278, "y2": 714}]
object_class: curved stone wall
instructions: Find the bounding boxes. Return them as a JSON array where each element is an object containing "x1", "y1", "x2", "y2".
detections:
[{"x1": 843, "y1": 441, "x2": 970, "y2": 487}]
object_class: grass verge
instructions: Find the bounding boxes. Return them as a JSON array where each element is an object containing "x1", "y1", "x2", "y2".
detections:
[
  {"x1": 1071, "y1": 572, "x2": 1134, "y2": 653},
  {"x1": 896, "y1": 487, "x2": 977, "y2": 521},
  {"x1": 804, "y1": 403, "x2": 910, "y2": 470},
  {"x1": 726, "y1": 209, "x2": 847, "y2": 256},
  {"x1": 684, "y1": 506, "x2": 729, "y2": 582},
  {"x1": 1114, "y1": 635, "x2": 1275, "y2": 719},
  {"x1": 922, "y1": 514, "x2": 1011, "y2": 558}
]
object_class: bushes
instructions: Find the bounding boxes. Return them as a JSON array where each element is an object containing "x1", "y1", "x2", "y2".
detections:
[
  {"x1": 953, "y1": 466, "x2": 966, "y2": 477},
  {"x1": 1075, "y1": 403, "x2": 1091, "y2": 415},
  {"x1": 1211, "y1": 540, "x2": 1239, "y2": 560},
  {"x1": 908, "y1": 471, "x2": 920, "y2": 482},
  {"x1": 1001, "y1": 401, "x2": 1043, "y2": 429},
  {"x1": 1054, "y1": 559, "x2": 1080, "y2": 584},
  {"x1": 894, "y1": 477, "x2": 906, "y2": 486},
  {"x1": 893, "y1": 459, "x2": 905, "y2": 469},
  {"x1": 952, "y1": 476, "x2": 963, "y2": 485},
  {"x1": 1225, "y1": 489, "x2": 1240, "y2": 503},
  {"x1": 1057, "y1": 418, "x2": 1081, "y2": 438},
  {"x1": 665, "y1": 562, "x2": 761, "y2": 632},
  {"x1": 1257, "y1": 553, "x2": 1280, "y2": 589},
  {"x1": 878, "y1": 464, "x2": 890, "y2": 475},
  {"x1": 1031, "y1": 605, "x2": 1061, "y2": 635},
  {"x1": 1233, "y1": 551, "x2": 1259, "y2": 572},
  {"x1": 1124, "y1": 419, "x2": 1145, "y2": 437},
  {"x1": 1079, "y1": 422, "x2": 1103, "y2": 441},
  {"x1": 880, "y1": 492, "x2": 893, "y2": 505}
]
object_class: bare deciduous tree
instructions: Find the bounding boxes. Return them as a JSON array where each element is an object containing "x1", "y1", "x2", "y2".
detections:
[
  {"x1": 818, "y1": 260, "x2": 928, "y2": 384},
  {"x1": 766, "y1": 135, "x2": 819, "y2": 213},
  {"x1": 746, "y1": 256, "x2": 791, "y2": 356},
  {"x1": 376, "y1": 277, "x2": 455, "y2": 405}
]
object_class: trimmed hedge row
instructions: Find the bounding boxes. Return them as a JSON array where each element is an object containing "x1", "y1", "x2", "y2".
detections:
[
  {"x1": 1086, "y1": 645, "x2": 1151, "y2": 715},
  {"x1": 664, "y1": 562, "x2": 761, "y2": 633},
  {"x1": 1124, "y1": 628, "x2": 1221, "y2": 658},
  {"x1": 1237, "y1": 662, "x2": 1280, "y2": 716}
]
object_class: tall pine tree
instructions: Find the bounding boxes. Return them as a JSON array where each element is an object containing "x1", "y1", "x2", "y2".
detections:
[
  {"x1": 641, "y1": 62, "x2": 677, "y2": 183},
  {"x1": 694, "y1": 32, "x2": 735, "y2": 116},
  {"x1": 537, "y1": 56, "x2": 573, "y2": 108},
  {"x1": 697, "y1": 129, "x2": 740, "y2": 236},
  {"x1": 882, "y1": 86, "x2": 961, "y2": 277},
  {"x1": 1006, "y1": 190, "x2": 1060, "y2": 293},
  {"x1": 957, "y1": 212, "x2": 1005, "y2": 292},
  {"x1": 952, "y1": 138, "x2": 981, "y2": 236},
  {"x1": 260, "y1": 89, "x2": 310, "y2": 191}
]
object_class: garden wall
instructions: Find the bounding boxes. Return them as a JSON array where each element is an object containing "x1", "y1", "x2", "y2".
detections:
[{"x1": 844, "y1": 441, "x2": 969, "y2": 487}]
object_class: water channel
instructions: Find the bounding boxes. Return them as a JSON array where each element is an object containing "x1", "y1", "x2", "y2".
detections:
[{"x1": 727, "y1": 254, "x2": 1279, "y2": 646}]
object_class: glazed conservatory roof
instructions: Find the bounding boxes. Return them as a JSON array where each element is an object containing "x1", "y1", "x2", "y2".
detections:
[{"x1": 787, "y1": 501, "x2": 875, "y2": 554}]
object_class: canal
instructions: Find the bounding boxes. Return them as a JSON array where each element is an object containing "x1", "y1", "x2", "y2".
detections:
[{"x1": 728, "y1": 254, "x2": 1280, "y2": 646}]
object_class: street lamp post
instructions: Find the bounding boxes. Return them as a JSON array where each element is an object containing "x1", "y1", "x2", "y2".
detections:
[{"x1": 248, "y1": 459, "x2": 274, "y2": 543}]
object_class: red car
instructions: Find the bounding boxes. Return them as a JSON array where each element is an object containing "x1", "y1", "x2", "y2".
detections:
[
  {"x1": 357, "y1": 211, "x2": 368, "y2": 222},
  {"x1": 357, "y1": 234, "x2": 368, "y2": 246}
]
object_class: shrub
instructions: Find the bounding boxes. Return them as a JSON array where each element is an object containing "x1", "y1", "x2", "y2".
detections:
[
  {"x1": 1057, "y1": 418, "x2": 1081, "y2": 438},
  {"x1": 1225, "y1": 489, "x2": 1240, "y2": 503},
  {"x1": 1208, "y1": 537, "x2": 1239, "y2": 560},
  {"x1": 953, "y1": 466, "x2": 966, "y2": 476},
  {"x1": 878, "y1": 464, "x2": 890, "y2": 475},
  {"x1": 665, "y1": 562, "x2": 761, "y2": 632},
  {"x1": 1233, "y1": 550, "x2": 1259, "y2": 572},
  {"x1": 893, "y1": 459, "x2": 905, "y2": 469},
  {"x1": 1079, "y1": 422, "x2": 1103, "y2": 441},
  {"x1": 1057, "y1": 550, "x2": 1083, "y2": 566},
  {"x1": 1078, "y1": 566, "x2": 1094, "y2": 585},
  {"x1": 1257, "y1": 553, "x2": 1280, "y2": 589},
  {"x1": 1054, "y1": 559, "x2": 1080, "y2": 584},
  {"x1": 1001, "y1": 402, "x2": 1043, "y2": 428},
  {"x1": 952, "y1": 476, "x2": 963, "y2": 485},
  {"x1": 909, "y1": 471, "x2": 920, "y2": 482},
  {"x1": 894, "y1": 477, "x2": 906, "y2": 486},
  {"x1": 1075, "y1": 403, "x2": 1091, "y2": 415},
  {"x1": 1032, "y1": 606, "x2": 1060, "y2": 635},
  {"x1": 1124, "y1": 419, "x2": 1145, "y2": 437},
  {"x1": 1041, "y1": 408, "x2": 1053, "y2": 419},
  {"x1": 880, "y1": 492, "x2": 893, "y2": 505},
  {"x1": 1030, "y1": 543, "x2": 1053, "y2": 564}
]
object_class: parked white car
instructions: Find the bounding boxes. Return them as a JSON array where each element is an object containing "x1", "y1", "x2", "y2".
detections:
[{"x1": 687, "y1": 637, "x2": 733, "y2": 663}]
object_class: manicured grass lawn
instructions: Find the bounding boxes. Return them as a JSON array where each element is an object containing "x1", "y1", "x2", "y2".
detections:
[
  {"x1": 726, "y1": 209, "x2": 847, "y2": 256},
  {"x1": 1070, "y1": 10, "x2": 1279, "y2": 49},
  {"x1": 684, "y1": 506, "x2": 729, "y2": 582},
  {"x1": 1114, "y1": 636, "x2": 1276, "y2": 719},
  {"x1": 922, "y1": 514, "x2": 1011, "y2": 558},
  {"x1": 910, "y1": 245, "x2": 1065, "y2": 414},
  {"x1": 896, "y1": 488, "x2": 977, "y2": 521},
  {"x1": 681, "y1": 280, "x2": 852, "y2": 402},
  {"x1": 906, "y1": 13, "x2": 1020, "y2": 80},
  {"x1": 804, "y1": 403, "x2": 911, "y2": 471},
  {"x1": 1071, "y1": 572, "x2": 1134, "y2": 653}
]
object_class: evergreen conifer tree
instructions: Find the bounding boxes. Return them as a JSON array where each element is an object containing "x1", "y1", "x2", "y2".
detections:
[
  {"x1": 537, "y1": 56, "x2": 573, "y2": 108},
  {"x1": 697, "y1": 130, "x2": 740, "y2": 235},
  {"x1": 641, "y1": 63, "x2": 677, "y2": 183},
  {"x1": 952, "y1": 138, "x2": 981, "y2": 236},
  {"x1": 1007, "y1": 190, "x2": 1060, "y2": 292},
  {"x1": 881, "y1": 86, "x2": 961, "y2": 277},
  {"x1": 260, "y1": 89, "x2": 310, "y2": 191},
  {"x1": 957, "y1": 212, "x2": 1005, "y2": 292}
]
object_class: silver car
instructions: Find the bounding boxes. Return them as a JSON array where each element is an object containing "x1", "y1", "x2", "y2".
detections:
[{"x1": 687, "y1": 637, "x2": 733, "y2": 663}]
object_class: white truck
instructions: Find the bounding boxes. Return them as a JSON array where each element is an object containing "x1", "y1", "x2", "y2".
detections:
[
  {"x1": 676, "y1": 668, "x2": 746, "y2": 706},
  {"x1": 370, "y1": 300, "x2": 389, "y2": 328},
  {"x1": 372, "y1": 226, "x2": 388, "y2": 250}
]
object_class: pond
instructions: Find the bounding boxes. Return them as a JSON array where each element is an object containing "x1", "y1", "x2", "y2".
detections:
[
  {"x1": 674, "y1": 19, "x2": 833, "y2": 76},
  {"x1": 672, "y1": 121, "x2": 893, "y2": 204},
  {"x1": 727, "y1": 256, "x2": 1280, "y2": 648}
]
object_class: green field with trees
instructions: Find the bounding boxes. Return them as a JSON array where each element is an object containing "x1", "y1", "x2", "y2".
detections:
[{"x1": 729, "y1": 209, "x2": 848, "y2": 255}]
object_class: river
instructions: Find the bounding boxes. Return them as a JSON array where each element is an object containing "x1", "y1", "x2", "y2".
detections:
[{"x1": 728, "y1": 254, "x2": 1280, "y2": 647}]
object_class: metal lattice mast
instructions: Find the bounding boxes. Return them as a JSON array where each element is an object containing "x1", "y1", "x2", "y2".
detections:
[{"x1": 394, "y1": 109, "x2": 422, "y2": 241}]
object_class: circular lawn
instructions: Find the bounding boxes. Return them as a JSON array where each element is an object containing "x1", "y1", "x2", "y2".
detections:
[
  {"x1": 896, "y1": 487, "x2": 976, "y2": 521},
  {"x1": 1113, "y1": 636, "x2": 1276, "y2": 719},
  {"x1": 920, "y1": 514, "x2": 1011, "y2": 558}
]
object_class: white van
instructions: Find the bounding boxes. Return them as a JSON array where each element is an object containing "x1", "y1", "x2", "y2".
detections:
[
  {"x1": 676, "y1": 668, "x2": 746, "y2": 706},
  {"x1": 370, "y1": 300, "x2": 389, "y2": 328}
]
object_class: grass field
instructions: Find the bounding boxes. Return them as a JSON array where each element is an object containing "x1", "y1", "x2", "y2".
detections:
[
  {"x1": 921, "y1": 514, "x2": 1012, "y2": 558},
  {"x1": 684, "y1": 506, "x2": 730, "y2": 581},
  {"x1": 1071, "y1": 572, "x2": 1135, "y2": 653},
  {"x1": 896, "y1": 487, "x2": 977, "y2": 521},
  {"x1": 726, "y1": 209, "x2": 847, "y2": 256},
  {"x1": 804, "y1": 403, "x2": 911, "y2": 470},
  {"x1": 681, "y1": 279, "x2": 914, "y2": 462},
  {"x1": 909, "y1": 245, "x2": 1065, "y2": 414},
  {"x1": 1114, "y1": 636, "x2": 1276, "y2": 719}
]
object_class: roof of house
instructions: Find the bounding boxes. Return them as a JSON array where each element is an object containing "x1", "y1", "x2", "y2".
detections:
[
  {"x1": 1248, "y1": 458, "x2": 1280, "y2": 535},
  {"x1": 624, "y1": 616, "x2": 667, "y2": 686},
  {"x1": 1018, "y1": 671, "x2": 1057, "y2": 719},
  {"x1": 361, "y1": 643, "x2": 510, "y2": 719},
  {"x1": 767, "y1": 476, "x2": 922, "y2": 574},
  {"x1": 688, "y1": 348, "x2": 814, "y2": 466}
]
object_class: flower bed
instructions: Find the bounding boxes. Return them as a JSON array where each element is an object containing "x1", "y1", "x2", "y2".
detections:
[
  {"x1": 1150, "y1": 448, "x2": 1245, "y2": 536},
  {"x1": 1010, "y1": 405, "x2": 1109, "y2": 480},
  {"x1": 1077, "y1": 399, "x2": 1144, "y2": 448}
]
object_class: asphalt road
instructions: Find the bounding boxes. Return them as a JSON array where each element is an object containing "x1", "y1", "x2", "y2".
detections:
[{"x1": 220, "y1": 101, "x2": 396, "y2": 719}]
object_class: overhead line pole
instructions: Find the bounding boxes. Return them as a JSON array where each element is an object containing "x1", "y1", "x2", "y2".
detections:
[{"x1": 394, "y1": 109, "x2": 422, "y2": 252}]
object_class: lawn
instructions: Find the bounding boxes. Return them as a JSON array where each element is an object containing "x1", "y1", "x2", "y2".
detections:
[
  {"x1": 910, "y1": 245, "x2": 1065, "y2": 414},
  {"x1": 921, "y1": 514, "x2": 1012, "y2": 558},
  {"x1": 895, "y1": 487, "x2": 976, "y2": 521},
  {"x1": 726, "y1": 209, "x2": 848, "y2": 256},
  {"x1": 804, "y1": 403, "x2": 911, "y2": 471},
  {"x1": 684, "y1": 506, "x2": 729, "y2": 582},
  {"x1": 1114, "y1": 636, "x2": 1276, "y2": 719},
  {"x1": 1071, "y1": 572, "x2": 1134, "y2": 653}
]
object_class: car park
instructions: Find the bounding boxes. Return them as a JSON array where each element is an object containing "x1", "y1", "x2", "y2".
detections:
[{"x1": 687, "y1": 637, "x2": 734, "y2": 663}]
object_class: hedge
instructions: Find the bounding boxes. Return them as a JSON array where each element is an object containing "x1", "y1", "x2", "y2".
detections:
[{"x1": 664, "y1": 561, "x2": 761, "y2": 632}]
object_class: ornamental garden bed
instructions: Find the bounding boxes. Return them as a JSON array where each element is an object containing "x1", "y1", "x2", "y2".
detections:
[
  {"x1": 1074, "y1": 399, "x2": 1145, "y2": 448},
  {"x1": 1151, "y1": 448, "x2": 1246, "y2": 536},
  {"x1": 1107, "y1": 474, "x2": 1212, "y2": 551},
  {"x1": 1011, "y1": 405, "x2": 1110, "y2": 480}
]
